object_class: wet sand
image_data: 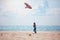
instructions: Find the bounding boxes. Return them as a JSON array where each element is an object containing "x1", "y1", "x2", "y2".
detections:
[{"x1": 0, "y1": 31, "x2": 60, "y2": 40}]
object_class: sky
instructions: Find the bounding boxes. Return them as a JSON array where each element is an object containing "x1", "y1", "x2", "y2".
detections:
[{"x1": 0, "y1": 0, "x2": 60, "y2": 26}]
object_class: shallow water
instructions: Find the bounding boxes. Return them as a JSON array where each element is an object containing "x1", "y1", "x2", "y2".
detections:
[{"x1": 0, "y1": 25, "x2": 60, "y2": 31}]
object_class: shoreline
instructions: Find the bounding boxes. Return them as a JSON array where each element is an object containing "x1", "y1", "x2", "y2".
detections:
[{"x1": 0, "y1": 31, "x2": 60, "y2": 32}]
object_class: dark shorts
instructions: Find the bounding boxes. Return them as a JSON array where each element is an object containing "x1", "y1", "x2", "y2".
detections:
[{"x1": 33, "y1": 28, "x2": 36, "y2": 33}]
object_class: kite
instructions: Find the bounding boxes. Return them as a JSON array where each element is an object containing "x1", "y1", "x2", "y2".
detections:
[{"x1": 24, "y1": 3, "x2": 32, "y2": 9}]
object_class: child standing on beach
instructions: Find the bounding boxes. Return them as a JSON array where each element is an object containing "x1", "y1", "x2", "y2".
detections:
[{"x1": 33, "y1": 22, "x2": 37, "y2": 34}]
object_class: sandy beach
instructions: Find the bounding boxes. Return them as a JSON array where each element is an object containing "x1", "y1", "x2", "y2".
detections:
[{"x1": 0, "y1": 31, "x2": 60, "y2": 40}]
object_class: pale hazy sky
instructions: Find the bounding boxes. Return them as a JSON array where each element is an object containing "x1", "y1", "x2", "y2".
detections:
[{"x1": 0, "y1": 0, "x2": 60, "y2": 26}]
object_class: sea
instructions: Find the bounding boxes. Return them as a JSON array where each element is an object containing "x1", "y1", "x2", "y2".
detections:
[{"x1": 0, "y1": 25, "x2": 60, "y2": 31}]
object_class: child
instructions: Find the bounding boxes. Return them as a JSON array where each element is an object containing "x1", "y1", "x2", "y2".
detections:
[{"x1": 33, "y1": 22, "x2": 37, "y2": 33}]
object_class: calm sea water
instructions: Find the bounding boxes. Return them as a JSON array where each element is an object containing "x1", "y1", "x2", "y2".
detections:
[{"x1": 0, "y1": 26, "x2": 60, "y2": 31}]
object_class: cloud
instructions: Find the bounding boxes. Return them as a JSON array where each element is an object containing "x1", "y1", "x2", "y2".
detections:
[
  {"x1": 29, "y1": 0, "x2": 49, "y2": 16},
  {"x1": 31, "y1": 0, "x2": 60, "y2": 16},
  {"x1": 47, "y1": 0, "x2": 60, "y2": 8},
  {"x1": 46, "y1": 8, "x2": 60, "y2": 16}
]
